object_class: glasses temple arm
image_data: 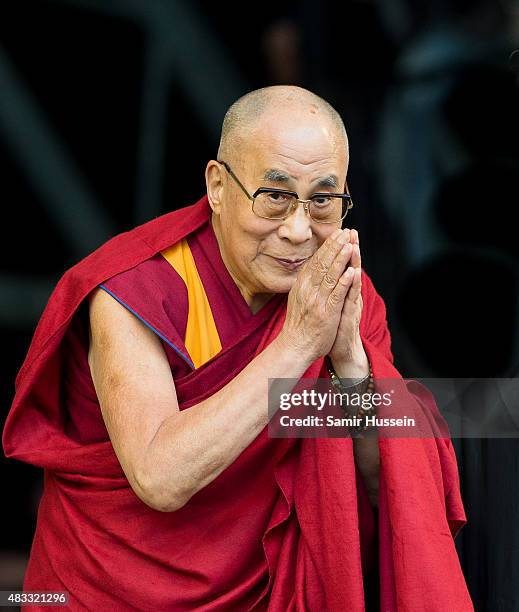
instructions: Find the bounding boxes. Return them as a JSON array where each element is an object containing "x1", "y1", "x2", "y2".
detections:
[{"x1": 218, "y1": 160, "x2": 254, "y2": 202}]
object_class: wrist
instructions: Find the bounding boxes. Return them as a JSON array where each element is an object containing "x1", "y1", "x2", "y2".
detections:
[
  {"x1": 272, "y1": 332, "x2": 315, "y2": 368},
  {"x1": 326, "y1": 352, "x2": 377, "y2": 437},
  {"x1": 329, "y1": 347, "x2": 369, "y2": 380}
]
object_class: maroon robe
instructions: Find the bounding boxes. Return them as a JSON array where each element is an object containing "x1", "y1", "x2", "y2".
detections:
[{"x1": 2, "y1": 195, "x2": 473, "y2": 611}]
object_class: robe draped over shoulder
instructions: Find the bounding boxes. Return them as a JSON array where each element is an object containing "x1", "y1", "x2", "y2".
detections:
[{"x1": 2, "y1": 195, "x2": 473, "y2": 611}]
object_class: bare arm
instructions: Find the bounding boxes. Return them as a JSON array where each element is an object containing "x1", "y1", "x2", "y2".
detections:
[
  {"x1": 88, "y1": 288, "x2": 312, "y2": 512},
  {"x1": 88, "y1": 228, "x2": 354, "y2": 512}
]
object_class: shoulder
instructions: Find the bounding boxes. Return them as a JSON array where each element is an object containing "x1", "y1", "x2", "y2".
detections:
[
  {"x1": 66, "y1": 209, "x2": 181, "y2": 282},
  {"x1": 14, "y1": 204, "x2": 202, "y2": 390},
  {"x1": 49, "y1": 204, "x2": 203, "y2": 324}
]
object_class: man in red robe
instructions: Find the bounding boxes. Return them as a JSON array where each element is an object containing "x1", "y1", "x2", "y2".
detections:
[{"x1": 3, "y1": 86, "x2": 473, "y2": 611}]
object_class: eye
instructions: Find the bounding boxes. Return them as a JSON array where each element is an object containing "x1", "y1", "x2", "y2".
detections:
[
  {"x1": 267, "y1": 191, "x2": 291, "y2": 203},
  {"x1": 311, "y1": 195, "x2": 332, "y2": 206}
]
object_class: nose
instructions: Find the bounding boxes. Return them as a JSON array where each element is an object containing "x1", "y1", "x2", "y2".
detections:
[{"x1": 276, "y1": 201, "x2": 313, "y2": 244}]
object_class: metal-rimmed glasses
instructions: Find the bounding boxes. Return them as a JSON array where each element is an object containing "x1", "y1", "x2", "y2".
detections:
[{"x1": 217, "y1": 160, "x2": 353, "y2": 223}]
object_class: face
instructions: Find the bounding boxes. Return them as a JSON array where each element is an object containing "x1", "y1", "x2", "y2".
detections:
[{"x1": 206, "y1": 108, "x2": 348, "y2": 311}]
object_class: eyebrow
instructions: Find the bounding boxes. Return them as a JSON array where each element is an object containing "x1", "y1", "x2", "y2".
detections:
[
  {"x1": 262, "y1": 168, "x2": 340, "y2": 190},
  {"x1": 263, "y1": 168, "x2": 291, "y2": 184},
  {"x1": 315, "y1": 175, "x2": 339, "y2": 189}
]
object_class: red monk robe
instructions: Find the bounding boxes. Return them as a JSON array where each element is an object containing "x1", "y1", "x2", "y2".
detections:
[{"x1": 3, "y1": 195, "x2": 473, "y2": 611}]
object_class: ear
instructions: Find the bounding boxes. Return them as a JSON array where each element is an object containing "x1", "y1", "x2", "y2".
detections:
[{"x1": 205, "y1": 160, "x2": 225, "y2": 215}]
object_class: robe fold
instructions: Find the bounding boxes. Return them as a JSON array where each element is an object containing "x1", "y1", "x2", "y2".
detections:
[{"x1": 2, "y1": 195, "x2": 473, "y2": 611}]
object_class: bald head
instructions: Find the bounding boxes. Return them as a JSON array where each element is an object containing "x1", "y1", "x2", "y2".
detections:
[{"x1": 217, "y1": 85, "x2": 348, "y2": 164}]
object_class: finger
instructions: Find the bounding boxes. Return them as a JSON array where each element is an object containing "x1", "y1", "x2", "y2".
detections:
[
  {"x1": 350, "y1": 229, "x2": 359, "y2": 246},
  {"x1": 308, "y1": 228, "x2": 350, "y2": 286},
  {"x1": 309, "y1": 229, "x2": 342, "y2": 279},
  {"x1": 350, "y1": 242, "x2": 361, "y2": 269},
  {"x1": 328, "y1": 266, "x2": 355, "y2": 308},
  {"x1": 346, "y1": 266, "x2": 362, "y2": 303},
  {"x1": 319, "y1": 242, "x2": 353, "y2": 293}
]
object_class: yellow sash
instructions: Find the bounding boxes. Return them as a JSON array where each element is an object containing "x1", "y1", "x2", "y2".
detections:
[{"x1": 160, "y1": 240, "x2": 222, "y2": 368}]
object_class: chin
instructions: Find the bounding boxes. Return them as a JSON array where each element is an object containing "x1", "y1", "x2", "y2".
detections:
[{"x1": 263, "y1": 274, "x2": 297, "y2": 295}]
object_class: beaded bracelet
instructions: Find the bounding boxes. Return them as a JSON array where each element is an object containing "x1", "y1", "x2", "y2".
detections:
[{"x1": 325, "y1": 356, "x2": 376, "y2": 436}]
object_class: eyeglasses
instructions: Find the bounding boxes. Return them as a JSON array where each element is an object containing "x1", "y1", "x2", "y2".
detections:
[{"x1": 217, "y1": 160, "x2": 353, "y2": 223}]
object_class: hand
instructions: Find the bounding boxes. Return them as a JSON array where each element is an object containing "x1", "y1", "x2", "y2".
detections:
[
  {"x1": 277, "y1": 228, "x2": 355, "y2": 363},
  {"x1": 328, "y1": 229, "x2": 367, "y2": 369}
]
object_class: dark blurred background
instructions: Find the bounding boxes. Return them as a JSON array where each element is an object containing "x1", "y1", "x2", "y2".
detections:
[{"x1": 1, "y1": 0, "x2": 518, "y2": 609}]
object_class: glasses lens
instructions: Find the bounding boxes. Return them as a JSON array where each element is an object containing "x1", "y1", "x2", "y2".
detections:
[
  {"x1": 309, "y1": 196, "x2": 348, "y2": 223},
  {"x1": 254, "y1": 191, "x2": 297, "y2": 219}
]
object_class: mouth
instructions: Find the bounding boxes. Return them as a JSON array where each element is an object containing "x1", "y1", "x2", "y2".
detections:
[{"x1": 268, "y1": 255, "x2": 310, "y2": 271}]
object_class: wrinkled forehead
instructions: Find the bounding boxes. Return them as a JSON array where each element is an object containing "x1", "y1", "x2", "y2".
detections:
[{"x1": 242, "y1": 119, "x2": 348, "y2": 184}]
